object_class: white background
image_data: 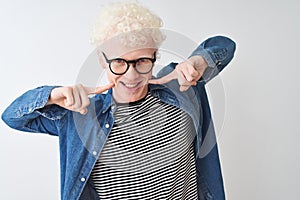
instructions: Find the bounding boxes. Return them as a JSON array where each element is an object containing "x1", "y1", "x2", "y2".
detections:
[{"x1": 0, "y1": 0, "x2": 299, "y2": 199}]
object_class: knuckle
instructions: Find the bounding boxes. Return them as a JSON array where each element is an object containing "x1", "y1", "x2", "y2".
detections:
[
  {"x1": 77, "y1": 83, "x2": 83, "y2": 88},
  {"x1": 192, "y1": 70, "x2": 198, "y2": 76},
  {"x1": 73, "y1": 83, "x2": 83, "y2": 91},
  {"x1": 65, "y1": 86, "x2": 73, "y2": 94},
  {"x1": 187, "y1": 76, "x2": 193, "y2": 81},
  {"x1": 72, "y1": 85, "x2": 79, "y2": 93}
]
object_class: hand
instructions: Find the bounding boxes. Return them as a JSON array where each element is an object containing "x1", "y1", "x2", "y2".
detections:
[
  {"x1": 46, "y1": 83, "x2": 115, "y2": 115},
  {"x1": 148, "y1": 55, "x2": 208, "y2": 91}
]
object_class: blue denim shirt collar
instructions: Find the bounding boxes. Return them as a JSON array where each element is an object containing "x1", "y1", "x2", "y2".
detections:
[
  {"x1": 101, "y1": 89, "x2": 116, "y2": 113},
  {"x1": 101, "y1": 83, "x2": 169, "y2": 113}
]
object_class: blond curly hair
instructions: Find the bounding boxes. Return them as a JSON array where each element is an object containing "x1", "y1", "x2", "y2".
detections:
[{"x1": 90, "y1": 0, "x2": 165, "y2": 48}]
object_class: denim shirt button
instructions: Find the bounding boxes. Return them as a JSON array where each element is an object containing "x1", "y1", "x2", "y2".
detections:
[
  {"x1": 80, "y1": 177, "x2": 86, "y2": 182},
  {"x1": 105, "y1": 123, "x2": 110, "y2": 129},
  {"x1": 92, "y1": 151, "x2": 97, "y2": 156}
]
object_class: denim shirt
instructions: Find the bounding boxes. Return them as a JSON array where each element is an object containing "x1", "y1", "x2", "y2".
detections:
[{"x1": 2, "y1": 36, "x2": 236, "y2": 200}]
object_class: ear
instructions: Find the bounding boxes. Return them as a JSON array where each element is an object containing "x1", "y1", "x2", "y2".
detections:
[{"x1": 96, "y1": 48, "x2": 106, "y2": 69}]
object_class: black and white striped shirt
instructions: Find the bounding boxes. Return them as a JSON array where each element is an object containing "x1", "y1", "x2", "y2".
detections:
[{"x1": 91, "y1": 93, "x2": 198, "y2": 199}]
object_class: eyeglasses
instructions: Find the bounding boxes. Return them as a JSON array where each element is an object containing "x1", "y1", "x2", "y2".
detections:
[{"x1": 102, "y1": 52, "x2": 156, "y2": 75}]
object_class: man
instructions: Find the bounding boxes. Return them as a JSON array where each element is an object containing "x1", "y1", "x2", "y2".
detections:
[{"x1": 2, "y1": 1, "x2": 236, "y2": 199}]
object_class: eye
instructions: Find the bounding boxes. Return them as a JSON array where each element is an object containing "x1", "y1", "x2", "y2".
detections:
[
  {"x1": 113, "y1": 59, "x2": 126, "y2": 64},
  {"x1": 137, "y1": 58, "x2": 151, "y2": 64},
  {"x1": 111, "y1": 59, "x2": 127, "y2": 67}
]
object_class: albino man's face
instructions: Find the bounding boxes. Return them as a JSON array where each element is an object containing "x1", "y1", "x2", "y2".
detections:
[{"x1": 101, "y1": 48, "x2": 156, "y2": 103}]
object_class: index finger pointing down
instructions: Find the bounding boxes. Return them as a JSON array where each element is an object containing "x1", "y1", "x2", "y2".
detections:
[{"x1": 148, "y1": 70, "x2": 177, "y2": 85}]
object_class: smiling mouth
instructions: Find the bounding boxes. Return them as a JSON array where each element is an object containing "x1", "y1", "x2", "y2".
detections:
[{"x1": 121, "y1": 81, "x2": 143, "y2": 89}]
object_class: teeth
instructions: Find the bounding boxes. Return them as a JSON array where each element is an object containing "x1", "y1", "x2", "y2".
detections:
[{"x1": 124, "y1": 83, "x2": 139, "y2": 88}]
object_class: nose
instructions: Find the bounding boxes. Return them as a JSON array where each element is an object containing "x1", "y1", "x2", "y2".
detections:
[{"x1": 124, "y1": 63, "x2": 139, "y2": 79}]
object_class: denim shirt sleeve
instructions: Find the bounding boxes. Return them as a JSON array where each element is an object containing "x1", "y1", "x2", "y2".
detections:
[
  {"x1": 1, "y1": 85, "x2": 67, "y2": 136},
  {"x1": 189, "y1": 35, "x2": 236, "y2": 83}
]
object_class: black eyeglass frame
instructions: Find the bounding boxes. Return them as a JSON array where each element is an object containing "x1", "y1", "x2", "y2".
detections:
[{"x1": 102, "y1": 52, "x2": 156, "y2": 75}]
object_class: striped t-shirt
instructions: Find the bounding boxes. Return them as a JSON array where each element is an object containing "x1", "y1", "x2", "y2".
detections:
[{"x1": 91, "y1": 93, "x2": 198, "y2": 199}]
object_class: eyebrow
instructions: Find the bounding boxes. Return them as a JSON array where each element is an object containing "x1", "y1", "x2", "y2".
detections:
[{"x1": 102, "y1": 52, "x2": 156, "y2": 61}]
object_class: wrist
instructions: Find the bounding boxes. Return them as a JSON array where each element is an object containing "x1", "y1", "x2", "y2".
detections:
[
  {"x1": 45, "y1": 97, "x2": 54, "y2": 106},
  {"x1": 188, "y1": 55, "x2": 208, "y2": 70},
  {"x1": 45, "y1": 87, "x2": 59, "y2": 106}
]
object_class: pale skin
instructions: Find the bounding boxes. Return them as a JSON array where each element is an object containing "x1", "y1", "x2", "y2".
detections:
[{"x1": 46, "y1": 48, "x2": 208, "y2": 115}]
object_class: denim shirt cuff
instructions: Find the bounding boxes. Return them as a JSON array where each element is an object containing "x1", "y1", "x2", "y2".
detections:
[
  {"x1": 190, "y1": 48, "x2": 216, "y2": 69},
  {"x1": 189, "y1": 48, "x2": 218, "y2": 83},
  {"x1": 16, "y1": 85, "x2": 66, "y2": 120},
  {"x1": 35, "y1": 86, "x2": 68, "y2": 120}
]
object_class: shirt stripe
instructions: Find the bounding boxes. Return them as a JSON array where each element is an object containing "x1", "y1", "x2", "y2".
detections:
[{"x1": 91, "y1": 93, "x2": 198, "y2": 199}]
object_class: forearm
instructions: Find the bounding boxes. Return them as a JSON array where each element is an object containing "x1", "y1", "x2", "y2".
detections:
[
  {"x1": 1, "y1": 86, "x2": 67, "y2": 135},
  {"x1": 190, "y1": 35, "x2": 236, "y2": 83}
]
